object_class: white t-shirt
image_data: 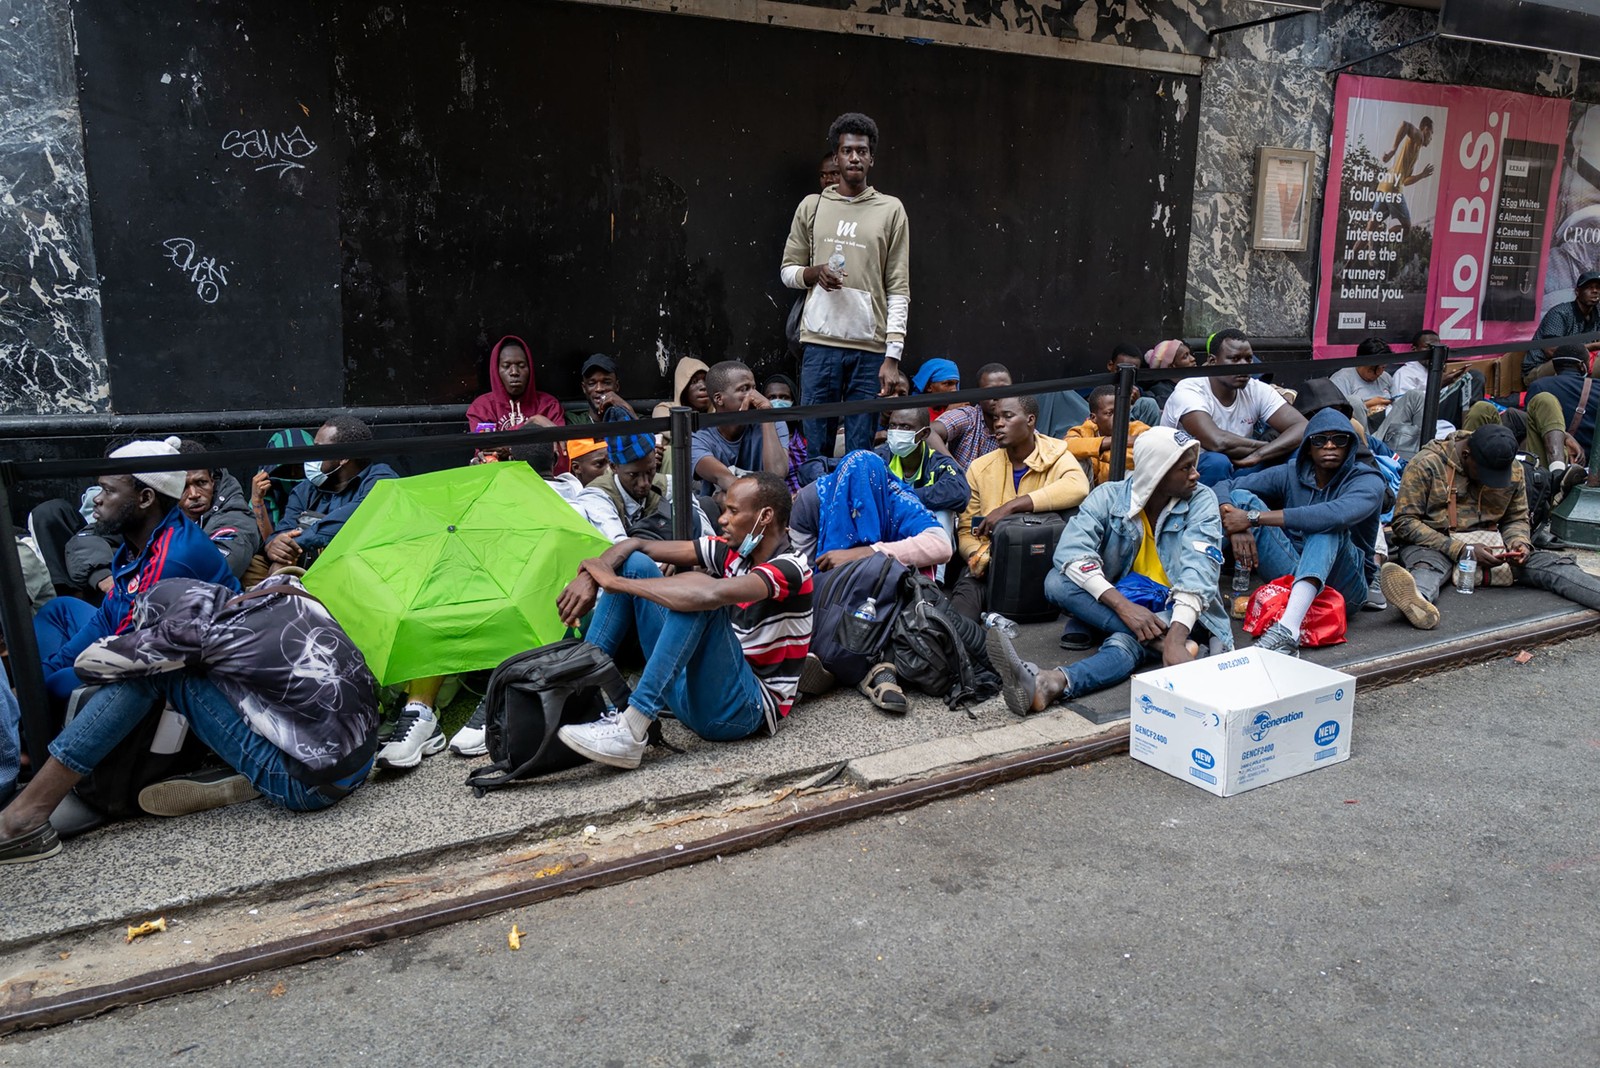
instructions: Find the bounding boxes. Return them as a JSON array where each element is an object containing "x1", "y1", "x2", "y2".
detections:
[
  {"x1": 1391, "y1": 361, "x2": 1429, "y2": 394},
  {"x1": 1160, "y1": 377, "x2": 1287, "y2": 438}
]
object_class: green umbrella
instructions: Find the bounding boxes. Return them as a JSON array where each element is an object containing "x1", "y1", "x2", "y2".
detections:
[{"x1": 303, "y1": 462, "x2": 611, "y2": 685}]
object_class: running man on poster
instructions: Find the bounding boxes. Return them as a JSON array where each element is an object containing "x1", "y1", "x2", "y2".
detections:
[{"x1": 1326, "y1": 97, "x2": 1448, "y2": 346}]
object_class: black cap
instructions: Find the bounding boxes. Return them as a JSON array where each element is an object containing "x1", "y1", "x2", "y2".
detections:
[
  {"x1": 1577, "y1": 269, "x2": 1600, "y2": 290},
  {"x1": 580, "y1": 353, "x2": 617, "y2": 378},
  {"x1": 1467, "y1": 424, "x2": 1518, "y2": 489}
]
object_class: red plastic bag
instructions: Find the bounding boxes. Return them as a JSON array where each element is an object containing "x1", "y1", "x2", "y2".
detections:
[{"x1": 1241, "y1": 574, "x2": 1348, "y2": 646}]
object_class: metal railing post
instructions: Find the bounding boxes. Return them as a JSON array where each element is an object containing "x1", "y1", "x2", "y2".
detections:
[
  {"x1": 669, "y1": 406, "x2": 694, "y2": 542},
  {"x1": 1108, "y1": 365, "x2": 1135, "y2": 482},
  {"x1": 1419, "y1": 342, "x2": 1449, "y2": 446},
  {"x1": 0, "y1": 464, "x2": 56, "y2": 772}
]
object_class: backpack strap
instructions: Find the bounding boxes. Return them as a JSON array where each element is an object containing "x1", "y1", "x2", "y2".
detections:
[
  {"x1": 223, "y1": 583, "x2": 325, "y2": 612},
  {"x1": 1569, "y1": 378, "x2": 1593, "y2": 435}
]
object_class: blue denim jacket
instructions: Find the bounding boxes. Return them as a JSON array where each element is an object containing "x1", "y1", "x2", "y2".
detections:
[{"x1": 1052, "y1": 479, "x2": 1233, "y2": 649}]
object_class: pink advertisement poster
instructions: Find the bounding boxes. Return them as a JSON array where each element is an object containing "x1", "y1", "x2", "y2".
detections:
[{"x1": 1315, "y1": 75, "x2": 1571, "y2": 358}]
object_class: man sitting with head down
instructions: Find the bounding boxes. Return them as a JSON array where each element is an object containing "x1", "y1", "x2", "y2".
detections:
[{"x1": 1381, "y1": 423, "x2": 1600, "y2": 629}]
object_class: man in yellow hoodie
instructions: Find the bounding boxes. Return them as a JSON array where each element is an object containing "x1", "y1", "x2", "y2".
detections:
[
  {"x1": 952, "y1": 396, "x2": 1091, "y2": 619},
  {"x1": 1067, "y1": 386, "x2": 1150, "y2": 486}
]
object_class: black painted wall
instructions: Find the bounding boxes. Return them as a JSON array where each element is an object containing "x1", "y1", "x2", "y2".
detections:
[
  {"x1": 72, "y1": 0, "x2": 1199, "y2": 414},
  {"x1": 74, "y1": 0, "x2": 345, "y2": 415}
]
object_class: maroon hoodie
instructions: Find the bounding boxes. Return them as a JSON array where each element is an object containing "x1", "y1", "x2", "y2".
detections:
[{"x1": 466, "y1": 334, "x2": 565, "y2": 431}]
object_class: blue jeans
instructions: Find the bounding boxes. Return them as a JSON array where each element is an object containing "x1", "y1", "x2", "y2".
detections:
[
  {"x1": 1197, "y1": 451, "x2": 1235, "y2": 486},
  {"x1": 585, "y1": 553, "x2": 767, "y2": 741},
  {"x1": 801, "y1": 342, "x2": 884, "y2": 459},
  {"x1": 1043, "y1": 571, "x2": 1158, "y2": 699},
  {"x1": 1229, "y1": 490, "x2": 1368, "y2": 607},
  {"x1": 0, "y1": 684, "x2": 20, "y2": 807},
  {"x1": 34, "y1": 596, "x2": 96, "y2": 701},
  {"x1": 50, "y1": 674, "x2": 370, "y2": 811}
]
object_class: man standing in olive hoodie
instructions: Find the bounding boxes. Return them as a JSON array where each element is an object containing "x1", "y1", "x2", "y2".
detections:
[{"x1": 781, "y1": 112, "x2": 910, "y2": 460}]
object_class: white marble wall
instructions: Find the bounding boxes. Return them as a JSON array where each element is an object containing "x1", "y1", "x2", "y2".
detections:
[
  {"x1": 1184, "y1": 0, "x2": 1585, "y2": 338},
  {"x1": 0, "y1": 0, "x2": 109, "y2": 414}
]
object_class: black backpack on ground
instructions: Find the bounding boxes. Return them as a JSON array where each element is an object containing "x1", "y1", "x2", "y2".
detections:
[
  {"x1": 1521, "y1": 457, "x2": 1552, "y2": 532},
  {"x1": 890, "y1": 572, "x2": 999, "y2": 710},
  {"x1": 66, "y1": 687, "x2": 212, "y2": 820},
  {"x1": 466, "y1": 639, "x2": 636, "y2": 794},
  {"x1": 808, "y1": 552, "x2": 909, "y2": 687}
]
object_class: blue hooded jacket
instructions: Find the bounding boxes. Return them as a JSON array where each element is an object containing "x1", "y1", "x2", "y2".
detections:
[
  {"x1": 275, "y1": 462, "x2": 399, "y2": 551},
  {"x1": 1219, "y1": 407, "x2": 1385, "y2": 581}
]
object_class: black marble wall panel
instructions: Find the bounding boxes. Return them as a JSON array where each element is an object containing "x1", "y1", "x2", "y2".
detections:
[
  {"x1": 1185, "y1": 0, "x2": 1584, "y2": 340},
  {"x1": 0, "y1": 0, "x2": 109, "y2": 415}
]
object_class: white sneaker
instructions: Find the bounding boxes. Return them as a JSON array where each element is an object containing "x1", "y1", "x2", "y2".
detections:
[
  {"x1": 377, "y1": 703, "x2": 446, "y2": 769},
  {"x1": 449, "y1": 698, "x2": 488, "y2": 757},
  {"x1": 557, "y1": 710, "x2": 646, "y2": 770}
]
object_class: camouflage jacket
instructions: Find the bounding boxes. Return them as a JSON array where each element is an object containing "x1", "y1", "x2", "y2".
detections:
[{"x1": 1390, "y1": 431, "x2": 1531, "y2": 560}]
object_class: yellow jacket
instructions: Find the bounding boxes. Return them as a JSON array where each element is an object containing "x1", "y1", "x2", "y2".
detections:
[
  {"x1": 958, "y1": 433, "x2": 1090, "y2": 574},
  {"x1": 1066, "y1": 418, "x2": 1150, "y2": 486}
]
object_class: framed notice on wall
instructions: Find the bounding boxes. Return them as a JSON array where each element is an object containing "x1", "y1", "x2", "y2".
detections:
[{"x1": 1252, "y1": 147, "x2": 1314, "y2": 251}]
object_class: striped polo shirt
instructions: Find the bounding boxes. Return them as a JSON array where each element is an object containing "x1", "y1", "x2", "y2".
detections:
[{"x1": 694, "y1": 537, "x2": 813, "y2": 732}]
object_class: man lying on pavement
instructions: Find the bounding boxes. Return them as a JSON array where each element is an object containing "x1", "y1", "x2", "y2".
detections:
[
  {"x1": 1381, "y1": 423, "x2": 1600, "y2": 628},
  {"x1": 986, "y1": 428, "x2": 1231, "y2": 715},
  {"x1": 1217, "y1": 406, "x2": 1385, "y2": 656},
  {"x1": 553, "y1": 472, "x2": 813, "y2": 769}
]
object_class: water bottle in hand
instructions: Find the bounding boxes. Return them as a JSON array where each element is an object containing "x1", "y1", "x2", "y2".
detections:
[
  {"x1": 1455, "y1": 545, "x2": 1476, "y2": 595},
  {"x1": 828, "y1": 249, "x2": 846, "y2": 275},
  {"x1": 853, "y1": 597, "x2": 878, "y2": 622}
]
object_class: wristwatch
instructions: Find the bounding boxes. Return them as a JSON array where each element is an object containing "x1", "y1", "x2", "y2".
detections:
[{"x1": 1246, "y1": 510, "x2": 1262, "y2": 528}]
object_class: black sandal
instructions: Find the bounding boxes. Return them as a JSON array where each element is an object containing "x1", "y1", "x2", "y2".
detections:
[{"x1": 0, "y1": 822, "x2": 62, "y2": 865}]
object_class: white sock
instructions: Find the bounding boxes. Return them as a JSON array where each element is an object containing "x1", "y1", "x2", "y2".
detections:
[
  {"x1": 403, "y1": 700, "x2": 436, "y2": 720},
  {"x1": 1277, "y1": 580, "x2": 1319, "y2": 637},
  {"x1": 621, "y1": 706, "x2": 653, "y2": 743}
]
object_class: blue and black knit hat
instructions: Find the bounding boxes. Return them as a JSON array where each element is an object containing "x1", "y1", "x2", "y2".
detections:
[{"x1": 604, "y1": 407, "x2": 656, "y2": 466}]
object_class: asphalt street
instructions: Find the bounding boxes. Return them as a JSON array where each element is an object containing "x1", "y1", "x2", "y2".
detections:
[{"x1": 8, "y1": 636, "x2": 1600, "y2": 1066}]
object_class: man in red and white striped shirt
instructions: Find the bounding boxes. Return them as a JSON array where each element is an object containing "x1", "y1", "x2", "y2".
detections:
[{"x1": 555, "y1": 472, "x2": 813, "y2": 769}]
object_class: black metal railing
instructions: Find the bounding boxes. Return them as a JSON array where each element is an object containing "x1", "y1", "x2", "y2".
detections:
[{"x1": 4, "y1": 329, "x2": 1597, "y2": 769}]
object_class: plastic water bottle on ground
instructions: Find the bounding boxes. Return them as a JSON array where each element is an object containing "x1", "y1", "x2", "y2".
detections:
[
  {"x1": 1455, "y1": 545, "x2": 1476, "y2": 594},
  {"x1": 853, "y1": 597, "x2": 878, "y2": 622},
  {"x1": 981, "y1": 612, "x2": 1019, "y2": 638},
  {"x1": 1230, "y1": 563, "x2": 1251, "y2": 619}
]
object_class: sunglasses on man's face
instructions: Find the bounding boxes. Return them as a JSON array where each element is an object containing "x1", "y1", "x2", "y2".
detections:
[{"x1": 1307, "y1": 433, "x2": 1354, "y2": 450}]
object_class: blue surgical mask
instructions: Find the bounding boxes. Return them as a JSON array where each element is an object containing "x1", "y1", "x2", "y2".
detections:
[
  {"x1": 737, "y1": 518, "x2": 768, "y2": 558},
  {"x1": 885, "y1": 429, "x2": 921, "y2": 457},
  {"x1": 304, "y1": 460, "x2": 329, "y2": 488},
  {"x1": 769, "y1": 398, "x2": 793, "y2": 409}
]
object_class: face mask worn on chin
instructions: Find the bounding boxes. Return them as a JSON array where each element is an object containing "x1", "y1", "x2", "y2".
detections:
[
  {"x1": 737, "y1": 518, "x2": 768, "y2": 559},
  {"x1": 885, "y1": 429, "x2": 921, "y2": 457},
  {"x1": 304, "y1": 460, "x2": 335, "y2": 488}
]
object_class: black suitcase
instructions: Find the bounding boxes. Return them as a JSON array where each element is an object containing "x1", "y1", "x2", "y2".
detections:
[{"x1": 986, "y1": 512, "x2": 1067, "y2": 623}]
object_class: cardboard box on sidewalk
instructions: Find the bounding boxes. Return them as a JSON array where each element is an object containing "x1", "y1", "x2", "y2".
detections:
[{"x1": 1128, "y1": 649, "x2": 1354, "y2": 797}]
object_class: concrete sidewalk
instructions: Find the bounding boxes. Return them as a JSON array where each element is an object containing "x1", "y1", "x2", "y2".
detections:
[{"x1": 4, "y1": 574, "x2": 1597, "y2": 957}]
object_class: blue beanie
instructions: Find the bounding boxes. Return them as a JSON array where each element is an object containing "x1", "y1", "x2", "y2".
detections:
[{"x1": 604, "y1": 407, "x2": 656, "y2": 466}]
